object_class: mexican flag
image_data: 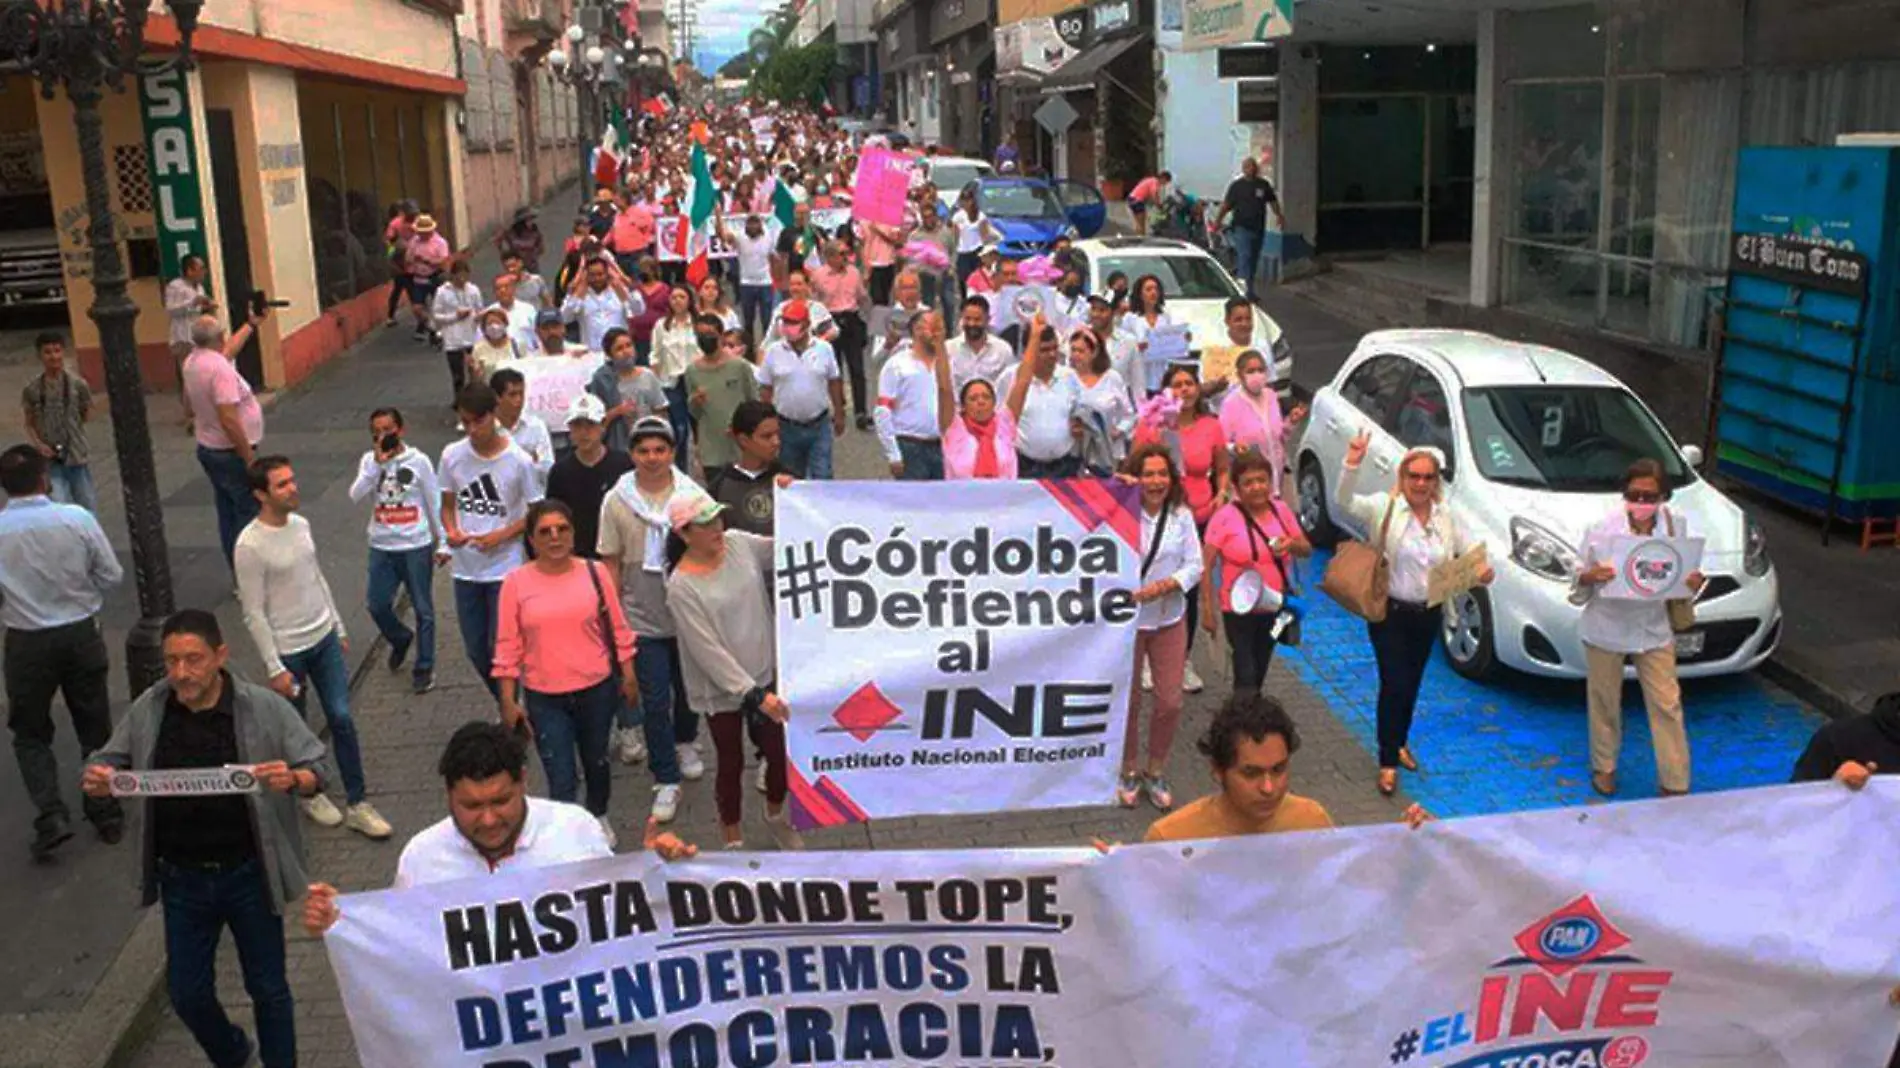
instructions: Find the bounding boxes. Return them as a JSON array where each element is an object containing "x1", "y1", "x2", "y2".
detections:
[
  {"x1": 772, "y1": 179, "x2": 796, "y2": 230},
  {"x1": 681, "y1": 141, "x2": 719, "y2": 285}
]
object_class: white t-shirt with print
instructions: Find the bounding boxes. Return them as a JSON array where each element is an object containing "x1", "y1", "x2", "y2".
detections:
[{"x1": 437, "y1": 438, "x2": 538, "y2": 583}]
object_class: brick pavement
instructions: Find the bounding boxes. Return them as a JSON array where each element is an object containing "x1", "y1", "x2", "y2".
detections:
[{"x1": 120, "y1": 382, "x2": 1410, "y2": 1068}]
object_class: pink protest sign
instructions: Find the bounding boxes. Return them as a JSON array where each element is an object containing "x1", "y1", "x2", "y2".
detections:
[{"x1": 851, "y1": 147, "x2": 913, "y2": 227}]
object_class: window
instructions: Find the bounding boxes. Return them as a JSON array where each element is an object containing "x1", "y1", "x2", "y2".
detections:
[
  {"x1": 1394, "y1": 368, "x2": 1454, "y2": 465},
  {"x1": 1339, "y1": 354, "x2": 1414, "y2": 427},
  {"x1": 1236, "y1": 81, "x2": 1278, "y2": 123},
  {"x1": 1460, "y1": 385, "x2": 1691, "y2": 491},
  {"x1": 977, "y1": 183, "x2": 1068, "y2": 219},
  {"x1": 1094, "y1": 254, "x2": 1242, "y2": 300}
]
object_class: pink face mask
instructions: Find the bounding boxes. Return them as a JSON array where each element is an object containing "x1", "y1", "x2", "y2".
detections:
[
  {"x1": 1241, "y1": 370, "x2": 1269, "y2": 394},
  {"x1": 1626, "y1": 502, "x2": 1659, "y2": 524}
]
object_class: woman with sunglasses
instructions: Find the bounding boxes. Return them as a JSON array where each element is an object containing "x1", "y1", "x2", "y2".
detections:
[
  {"x1": 1570, "y1": 457, "x2": 1704, "y2": 798},
  {"x1": 1338, "y1": 429, "x2": 1494, "y2": 796},
  {"x1": 493, "y1": 500, "x2": 639, "y2": 845}
]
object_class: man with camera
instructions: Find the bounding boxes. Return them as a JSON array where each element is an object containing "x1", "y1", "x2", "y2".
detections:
[
  {"x1": 182, "y1": 307, "x2": 268, "y2": 573},
  {"x1": 19, "y1": 331, "x2": 96, "y2": 512}
]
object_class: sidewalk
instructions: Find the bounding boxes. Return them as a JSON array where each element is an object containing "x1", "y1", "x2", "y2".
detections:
[
  {"x1": 1265, "y1": 285, "x2": 1900, "y2": 721},
  {"x1": 0, "y1": 185, "x2": 586, "y2": 1068}
]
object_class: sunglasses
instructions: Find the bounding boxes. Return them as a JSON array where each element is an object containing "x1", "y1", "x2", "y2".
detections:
[
  {"x1": 1624, "y1": 490, "x2": 1662, "y2": 503},
  {"x1": 533, "y1": 523, "x2": 573, "y2": 538},
  {"x1": 1404, "y1": 471, "x2": 1441, "y2": 483}
]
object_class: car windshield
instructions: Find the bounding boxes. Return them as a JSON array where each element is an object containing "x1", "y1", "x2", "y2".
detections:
[
  {"x1": 933, "y1": 163, "x2": 992, "y2": 191},
  {"x1": 1461, "y1": 386, "x2": 1693, "y2": 492},
  {"x1": 979, "y1": 184, "x2": 1067, "y2": 219},
  {"x1": 1096, "y1": 255, "x2": 1242, "y2": 301}
]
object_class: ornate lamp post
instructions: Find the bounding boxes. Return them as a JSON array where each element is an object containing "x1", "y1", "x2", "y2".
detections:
[{"x1": 0, "y1": 0, "x2": 203, "y2": 696}]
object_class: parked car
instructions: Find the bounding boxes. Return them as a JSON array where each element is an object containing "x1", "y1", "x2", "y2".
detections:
[
  {"x1": 965, "y1": 177, "x2": 1106, "y2": 259},
  {"x1": 921, "y1": 156, "x2": 994, "y2": 215},
  {"x1": 1069, "y1": 235, "x2": 1292, "y2": 394},
  {"x1": 1294, "y1": 328, "x2": 1780, "y2": 680}
]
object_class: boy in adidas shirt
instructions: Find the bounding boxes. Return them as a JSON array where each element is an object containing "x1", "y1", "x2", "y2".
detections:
[
  {"x1": 489, "y1": 367, "x2": 555, "y2": 491},
  {"x1": 349, "y1": 406, "x2": 447, "y2": 696},
  {"x1": 439, "y1": 382, "x2": 539, "y2": 697}
]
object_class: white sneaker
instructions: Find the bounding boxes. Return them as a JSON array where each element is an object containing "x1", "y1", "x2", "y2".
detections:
[
  {"x1": 651, "y1": 783, "x2": 682, "y2": 823},
  {"x1": 615, "y1": 728, "x2": 647, "y2": 766},
  {"x1": 766, "y1": 811, "x2": 805, "y2": 851},
  {"x1": 302, "y1": 795, "x2": 344, "y2": 828},
  {"x1": 754, "y1": 761, "x2": 769, "y2": 794},
  {"x1": 677, "y1": 742, "x2": 706, "y2": 781},
  {"x1": 1141, "y1": 663, "x2": 1154, "y2": 692},
  {"x1": 597, "y1": 816, "x2": 618, "y2": 851},
  {"x1": 1182, "y1": 661, "x2": 1205, "y2": 694},
  {"x1": 343, "y1": 802, "x2": 392, "y2": 840}
]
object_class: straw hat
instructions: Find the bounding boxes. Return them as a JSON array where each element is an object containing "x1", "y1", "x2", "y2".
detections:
[{"x1": 412, "y1": 214, "x2": 438, "y2": 234}]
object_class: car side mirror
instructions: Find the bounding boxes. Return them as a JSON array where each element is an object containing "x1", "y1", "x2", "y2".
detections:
[{"x1": 1680, "y1": 444, "x2": 1704, "y2": 469}]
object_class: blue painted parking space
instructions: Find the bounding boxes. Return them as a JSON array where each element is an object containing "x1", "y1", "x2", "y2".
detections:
[{"x1": 1276, "y1": 550, "x2": 1827, "y2": 818}]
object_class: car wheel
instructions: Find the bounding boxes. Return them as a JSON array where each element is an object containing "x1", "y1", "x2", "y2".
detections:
[
  {"x1": 1443, "y1": 586, "x2": 1498, "y2": 681},
  {"x1": 1296, "y1": 455, "x2": 1339, "y2": 548}
]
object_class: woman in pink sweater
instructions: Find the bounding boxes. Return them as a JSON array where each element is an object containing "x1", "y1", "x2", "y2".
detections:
[{"x1": 494, "y1": 500, "x2": 638, "y2": 841}]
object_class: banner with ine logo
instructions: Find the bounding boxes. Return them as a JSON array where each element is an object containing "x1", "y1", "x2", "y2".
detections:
[
  {"x1": 775, "y1": 480, "x2": 1142, "y2": 829},
  {"x1": 321, "y1": 783, "x2": 1900, "y2": 1067}
]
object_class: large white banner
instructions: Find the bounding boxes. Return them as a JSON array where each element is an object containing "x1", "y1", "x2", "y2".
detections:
[
  {"x1": 325, "y1": 783, "x2": 1900, "y2": 1067},
  {"x1": 513, "y1": 353, "x2": 605, "y2": 426},
  {"x1": 776, "y1": 481, "x2": 1142, "y2": 829}
]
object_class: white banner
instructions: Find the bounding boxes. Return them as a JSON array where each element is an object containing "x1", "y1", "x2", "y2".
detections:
[
  {"x1": 110, "y1": 765, "x2": 259, "y2": 797},
  {"x1": 776, "y1": 481, "x2": 1142, "y2": 829},
  {"x1": 512, "y1": 353, "x2": 605, "y2": 425},
  {"x1": 654, "y1": 217, "x2": 739, "y2": 263},
  {"x1": 324, "y1": 782, "x2": 1900, "y2": 1068}
]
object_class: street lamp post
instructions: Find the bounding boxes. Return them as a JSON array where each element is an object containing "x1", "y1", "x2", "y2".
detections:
[
  {"x1": 548, "y1": 2, "x2": 635, "y2": 191},
  {"x1": 0, "y1": 0, "x2": 203, "y2": 697}
]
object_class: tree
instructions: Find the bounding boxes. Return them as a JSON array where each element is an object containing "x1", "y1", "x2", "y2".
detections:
[
  {"x1": 747, "y1": 40, "x2": 836, "y2": 107},
  {"x1": 718, "y1": 52, "x2": 753, "y2": 80}
]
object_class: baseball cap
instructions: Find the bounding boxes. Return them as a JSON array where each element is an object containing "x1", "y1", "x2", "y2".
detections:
[
  {"x1": 629, "y1": 414, "x2": 675, "y2": 445},
  {"x1": 780, "y1": 299, "x2": 810, "y2": 324},
  {"x1": 667, "y1": 493, "x2": 728, "y2": 532},
  {"x1": 565, "y1": 394, "x2": 606, "y2": 425},
  {"x1": 978, "y1": 243, "x2": 999, "y2": 258},
  {"x1": 479, "y1": 305, "x2": 510, "y2": 326},
  {"x1": 535, "y1": 308, "x2": 564, "y2": 327}
]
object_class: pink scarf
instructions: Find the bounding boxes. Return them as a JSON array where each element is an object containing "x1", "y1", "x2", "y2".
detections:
[{"x1": 1220, "y1": 386, "x2": 1287, "y2": 484}]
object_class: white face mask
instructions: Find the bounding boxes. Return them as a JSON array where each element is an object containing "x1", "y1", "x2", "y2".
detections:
[{"x1": 482, "y1": 323, "x2": 507, "y2": 342}]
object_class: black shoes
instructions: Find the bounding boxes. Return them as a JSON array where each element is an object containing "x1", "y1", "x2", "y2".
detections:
[
  {"x1": 30, "y1": 817, "x2": 74, "y2": 861},
  {"x1": 388, "y1": 635, "x2": 412, "y2": 672}
]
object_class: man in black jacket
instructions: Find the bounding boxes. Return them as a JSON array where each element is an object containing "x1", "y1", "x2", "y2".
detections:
[{"x1": 1790, "y1": 691, "x2": 1900, "y2": 787}]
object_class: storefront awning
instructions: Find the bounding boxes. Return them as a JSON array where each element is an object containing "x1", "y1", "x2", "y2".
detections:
[{"x1": 1038, "y1": 31, "x2": 1149, "y2": 94}]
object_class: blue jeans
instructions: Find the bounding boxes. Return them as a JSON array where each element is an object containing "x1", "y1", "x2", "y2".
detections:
[
  {"x1": 1228, "y1": 227, "x2": 1264, "y2": 299},
  {"x1": 453, "y1": 579, "x2": 503, "y2": 696},
  {"x1": 280, "y1": 629, "x2": 366, "y2": 805},
  {"x1": 1020, "y1": 454, "x2": 1082, "y2": 479},
  {"x1": 663, "y1": 382, "x2": 692, "y2": 472},
  {"x1": 779, "y1": 416, "x2": 833, "y2": 479},
  {"x1": 158, "y1": 859, "x2": 294, "y2": 1068},
  {"x1": 739, "y1": 284, "x2": 775, "y2": 339},
  {"x1": 626, "y1": 636, "x2": 698, "y2": 785},
  {"x1": 196, "y1": 445, "x2": 258, "y2": 571},
  {"x1": 48, "y1": 462, "x2": 97, "y2": 513},
  {"x1": 367, "y1": 545, "x2": 436, "y2": 678},
  {"x1": 897, "y1": 437, "x2": 945, "y2": 481},
  {"x1": 524, "y1": 676, "x2": 618, "y2": 815}
]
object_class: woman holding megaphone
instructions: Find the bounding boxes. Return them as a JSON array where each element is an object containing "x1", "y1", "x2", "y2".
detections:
[{"x1": 1200, "y1": 450, "x2": 1311, "y2": 696}]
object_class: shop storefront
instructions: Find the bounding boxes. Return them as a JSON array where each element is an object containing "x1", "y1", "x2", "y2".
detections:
[{"x1": 930, "y1": 0, "x2": 996, "y2": 156}]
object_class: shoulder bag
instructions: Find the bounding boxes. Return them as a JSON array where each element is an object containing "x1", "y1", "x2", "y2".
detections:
[
  {"x1": 1240, "y1": 503, "x2": 1303, "y2": 647},
  {"x1": 1320, "y1": 493, "x2": 1398, "y2": 623},
  {"x1": 1663, "y1": 509, "x2": 1696, "y2": 633},
  {"x1": 584, "y1": 561, "x2": 625, "y2": 687}
]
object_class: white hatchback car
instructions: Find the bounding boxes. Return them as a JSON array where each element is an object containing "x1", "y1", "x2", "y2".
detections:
[
  {"x1": 1295, "y1": 329, "x2": 1781, "y2": 680},
  {"x1": 922, "y1": 156, "x2": 995, "y2": 214},
  {"x1": 1070, "y1": 236, "x2": 1293, "y2": 394}
]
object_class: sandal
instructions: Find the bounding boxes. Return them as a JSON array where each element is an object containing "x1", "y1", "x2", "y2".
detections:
[
  {"x1": 1398, "y1": 747, "x2": 1419, "y2": 772},
  {"x1": 1145, "y1": 774, "x2": 1174, "y2": 811},
  {"x1": 1378, "y1": 768, "x2": 1398, "y2": 796},
  {"x1": 1115, "y1": 771, "x2": 1144, "y2": 808}
]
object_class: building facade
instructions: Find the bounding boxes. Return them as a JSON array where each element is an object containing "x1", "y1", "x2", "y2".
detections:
[{"x1": 456, "y1": 0, "x2": 585, "y2": 245}]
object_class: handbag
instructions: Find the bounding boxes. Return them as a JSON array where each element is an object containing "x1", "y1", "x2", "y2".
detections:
[
  {"x1": 1663, "y1": 509, "x2": 1696, "y2": 633},
  {"x1": 1320, "y1": 495, "x2": 1398, "y2": 623}
]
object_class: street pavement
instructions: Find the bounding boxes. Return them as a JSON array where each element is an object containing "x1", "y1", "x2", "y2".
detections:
[{"x1": 4, "y1": 219, "x2": 1856, "y2": 1067}]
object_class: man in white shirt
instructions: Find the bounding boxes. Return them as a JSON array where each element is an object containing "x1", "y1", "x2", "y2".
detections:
[
  {"x1": 488, "y1": 367, "x2": 553, "y2": 493},
  {"x1": 561, "y1": 256, "x2": 646, "y2": 352},
  {"x1": 348, "y1": 406, "x2": 447, "y2": 697},
  {"x1": 236, "y1": 455, "x2": 394, "y2": 839},
  {"x1": 998, "y1": 319, "x2": 1084, "y2": 478},
  {"x1": 430, "y1": 259, "x2": 484, "y2": 398},
  {"x1": 730, "y1": 214, "x2": 777, "y2": 340},
  {"x1": 302, "y1": 722, "x2": 695, "y2": 935},
  {"x1": 755, "y1": 300, "x2": 846, "y2": 480},
  {"x1": 163, "y1": 253, "x2": 214, "y2": 427},
  {"x1": 875, "y1": 310, "x2": 947, "y2": 481},
  {"x1": 438, "y1": 383, "x2": 539, "y2": 698},
  {"x1": 1087, "y1": 294, "x2": 1144, "y2": 406},
  {"x1": 948, "y1": 294, "x2": 1014, "y2": 393},
  {"x1": 490, "y1": 272, "x2": 538, "y2": 351}
]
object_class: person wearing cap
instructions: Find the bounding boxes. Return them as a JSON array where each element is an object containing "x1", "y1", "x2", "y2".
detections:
[
  {"x1": 663, "y1": 493, "x2": 800, "y2": 851},
  {"x1": 755, "y1": 298, "x2": 845, "y2": 480},
  {"x1": 468, "y1": 306, "x2": 524, "y2": 390},
  {"x1": 532, "y1": 307, "x2": 583, "y2": 358},
  {"x1": 405, "y1": 213, "x2": 452, "y2": 343},
  {"x1": 586, "y1": 187, "x2": 619, "y2": 240},
  {"x1": 561, "y1": 255, "x2": 647, "y2": 353},
  {"x1": 964, "y1": 245, "x2": 1003, "y2": 296},
  {"x1": 764, "y1": 267, "x2": 837, "y2": 346},
  {"x1": 597, "y1": 415, "x2": 707, "y2": 821},
  {"x1": 494, "y1": 207, "x2": 546, "y2": 274},
  {"x1": 430, "y1": 259, "x2": 484, "y2": 400},
  {"x1": 491, "y1": 273, "x2": 539, "y2": 350},
  {"x1": 545, "y1": 394, "x2": 632, "y2": 560}
]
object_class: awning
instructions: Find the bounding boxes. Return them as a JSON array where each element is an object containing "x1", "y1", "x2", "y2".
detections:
[{"x1": 1038, "y1": 31, "x2": 1150, "y2": 94}]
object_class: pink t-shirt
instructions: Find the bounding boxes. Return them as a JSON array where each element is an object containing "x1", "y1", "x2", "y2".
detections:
[
  {"x1": 1203, "y1": 499, "x2": 1300, "y2": 613},
  {"x1": 944, "y1": 410, "x2": 1019, "y2": 480},
  {"x1": 1135, "y1": 415, "x2": 1225, "y2": 523},
  {"x1": 808, "y1": 263, "x2": 862, "y2": 314},
  {"x1": 493, "y1": 560, "x2": 637, "y2": 695},
  {"x1": 1130, "y1": 177, "x2": 1161, "y2": 204},
  {"x1": 406, "y1": 233, "x2": 451, "y2": 278},
  {"x1": 610, "y1": 204, "x2": 656, "y2": 252},
  {"x1": 183, "y1": 348, "x2": 263, "y2": 449}
]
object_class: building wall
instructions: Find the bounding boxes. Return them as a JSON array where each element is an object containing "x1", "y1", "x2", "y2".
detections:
[
  {"x1": 1159, "y1": 48, "x2": 1247, "y2": 201},
  {"x1": 197, "y1": 0, "x2": 460, "y2": 78}
]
